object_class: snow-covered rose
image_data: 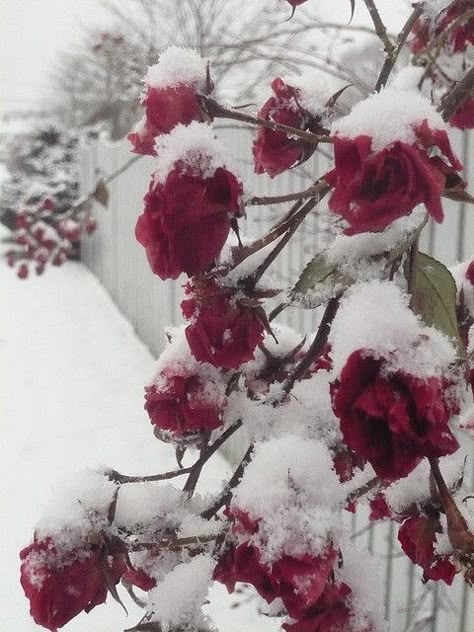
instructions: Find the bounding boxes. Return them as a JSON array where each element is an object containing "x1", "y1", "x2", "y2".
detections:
[
  {"x1": 326, "y1": 119, "x2": 462, "y2": 235},
  {"x1": 331, "y1": 350, "x2": 460, "y2": 480},
  {"x1": 135, "y1": 125, "x2": 243, "y2": 279},
  {"x1": 181, "y1": 279, "x2": 265, "y2": 369},
  {"x1": 20, "y1": 537, "x2": 124, "y2": 631},
  {"x1": 253, "y1": 77, "x2": 325, "y2": 177},
  {"x1": 128, "y1": 47, "x2": 209, "y2": 156},
  {"x1": 144, "y1": 366, "x2": 226, "y2": 441}
]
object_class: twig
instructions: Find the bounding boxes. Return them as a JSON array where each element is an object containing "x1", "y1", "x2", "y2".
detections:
[
  {"x1": 103, "y1": 467, "x2": 192, "y2": 485},
  {"x1": 183, "y1": 420, "x2": 243, "y2": 495},
  {"x1": 201, "y1": 444, "x2": 255, "y2": 520},
  {"x1": 281, "y1": 296, "x2": 340, "y2": 395},
  {"x1": 206, "y1": 98, "x2": 333, "y2": 145},
  {"x1": 362, "y1": 0, "x2": 395, "y2": 56},
  {"x1": 246, "y1": 182, "x2": 323, "y2": 206},
  {"x1": 374, "y1": 3, "x2": 424, "y2": 92},
  {"x1": 439, "y1": 65, "x2": 474, "y2": 122},
  {"x1": 346, "y1": 477, "x2": 380, "y2": 506},
  {"x1": 252, "y1": 196, "x2": 321, "y2": 285}
]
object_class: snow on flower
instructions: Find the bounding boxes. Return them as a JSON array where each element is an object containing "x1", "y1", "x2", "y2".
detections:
[
  {"x1": 135, "y1": 123, "x2": 243, "y2": 279},
  {"x1": 330, "y1": 281, "x2": 461, "y2": 480},
  {"x1": 144, "y1": 326, "x2": 227, "y2": 442},
  {"x1": 128, "y1": 47, "x2": 209, "y2": 156},
  {"x1": 327, "y1": 88, "x2": 463, "y2": 235}
]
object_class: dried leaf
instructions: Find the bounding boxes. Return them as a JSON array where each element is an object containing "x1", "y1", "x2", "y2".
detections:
[
  {"x1": 408, "y1": 252, "x2": 465, "y2": 355},
  {"x1": 94, "y1": 179, "x2": 110, "y2": 207}
]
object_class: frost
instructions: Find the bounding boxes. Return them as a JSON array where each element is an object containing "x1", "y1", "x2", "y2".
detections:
[
  {"x1": 232, "y1": 436, "x2": 345, "y2": 562},
  {"x1": 148, "y1": 554, "x2": 214, "y2": 631},
  {"x1": 333, "y1": 88, "x2": 447, "y2": 151},
  {"x1": 329, "y1": 280, "x2": 457, "y2": 378},
  {"x1": 145, "y1": 47, "x2": 208, "y2": 91},
  {"x1": 153, "y1": 122, "x2": 241, "y2": 185}
]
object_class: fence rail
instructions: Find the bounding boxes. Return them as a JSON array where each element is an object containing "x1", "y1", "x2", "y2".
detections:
[{"x1": 80, "y1": 126, "x2": 473, "y2": 632}]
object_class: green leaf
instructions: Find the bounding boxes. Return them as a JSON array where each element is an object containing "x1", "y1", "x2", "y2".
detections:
[
  {"x1": 409, "y1": 252, "x2": 465, "y2": 355},
  {"x1": 291, "y1": 252, "x2": 353, "y2": 308}
]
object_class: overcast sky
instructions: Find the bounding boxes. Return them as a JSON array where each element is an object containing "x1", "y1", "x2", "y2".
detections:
[{"x1": 0, "y1": 0, "x2": 108, "y2": 116}]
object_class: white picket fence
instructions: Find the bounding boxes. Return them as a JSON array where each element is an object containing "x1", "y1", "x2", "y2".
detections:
[{"x1": 80, "y1": 127, "x2": 473, "y2": 632}]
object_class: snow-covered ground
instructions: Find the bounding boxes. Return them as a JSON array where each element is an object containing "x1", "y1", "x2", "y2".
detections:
[{"x1": 0, "y1": 259, "x2": 276, "y2": 632}]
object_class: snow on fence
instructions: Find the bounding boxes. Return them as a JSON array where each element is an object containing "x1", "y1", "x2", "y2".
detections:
[{"x1": 80, "y1": 127, "x2": 474, "y2": 632}]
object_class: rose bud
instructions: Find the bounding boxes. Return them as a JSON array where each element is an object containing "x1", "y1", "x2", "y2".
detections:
[
  {"x1": 398, "y1": 515, "x2": 458, "y2": 584},
  {"x1": 253, "y1": 77, "x2": 328, "y2": 177},
  {"x1": 85, "y1": 216, "x2": 97, "y2": 234},
  {"x1": 135, "y1": 123, "x2": 243, "y2": 279},
  {"x1": 181, "y1": 279, "x2": 265, "y2": 370},
  {"x1": 326, "y1": 89, "x2": 463, "y2": 235},
  {"x1": 282, "y1": 582, "x2": 354, "y2": 632},
  {"x1": 128, "y1": 47, "x2": 209, "y2": 156}
]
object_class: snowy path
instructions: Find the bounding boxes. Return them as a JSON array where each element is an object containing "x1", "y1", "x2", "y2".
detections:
[{"x1": 1, "y1": 260, "x2": 275, "y2": 632}]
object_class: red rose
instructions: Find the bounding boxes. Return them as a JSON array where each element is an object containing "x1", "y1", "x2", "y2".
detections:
[
  {"x1": 214, "y1": 507, "x2": 338, "y2": 619},
  {"x1": 326, "y1": 122, "x2": 462, "y2": 235},
  {"x1": 20, "y1": 538, "x2": 124, "y2": 631},
  {"x1": 331, "y1": 350, "x2": 460, "y2": 480},
  {"x1": 214, "y1": 542, "x2": 338, "y2": 619},
  {"x1": 410, "y1": 2, "x2": 474, "y2": 54},
  {"x1": 253, "y1": 78, "x2": 325, "y2": 177},
  {"x1": 181, "y1": 281, "x2": 265, "y2": 369},
  {"x1": 282, "y1": 583, "x2": 354, "y2": 632},
  {"x1": 128, "y1": 85, "x2": 203, "y2": 156},
  {"x1": 135, "y1": 161, "x2": 243, "y2": 279},
  {"x1": 144, "y1": 367, "x2": 226, "y2": 440},
  {"x1": 450, "y1": 97, "x2": 474, "y2": 130},
  {"x1": 441, "y1": 1, "x2": 474, "y2": 53},
  {"x1": 122, "y1": 566, "x2": 156, "y2": 591},
  {"x1": 398, "y1": 515, "x2": 458, "y2": 584}
]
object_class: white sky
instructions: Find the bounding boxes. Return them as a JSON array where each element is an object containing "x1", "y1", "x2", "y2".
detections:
[{"x1": 0, "y1": 0, "x2": 108, "y2": 116}]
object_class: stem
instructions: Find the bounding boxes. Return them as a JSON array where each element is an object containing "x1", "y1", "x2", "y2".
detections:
[
  {"x1": 104, "y1": 467, "x2": 192, "y2": 485},
  {"x1": 234, "y1": 181, "x2": 330, "y2": 267},
  {"x1": 282, "y1": 296, "x2": 340, "y2": 395},
  {"x1": 247, "y1": 182, "x2": 323, "y2": 206},
  {"x1": 374, "y1": 3, "x2": 424, "y2": 92},
  {"x1": 183, "y1": 420, "x2": 243, "y2": 495},
  {"x1": 346, "y1": 477, "x2": 380, "y2": 506},
  {"x1": 440, "y1": 65, "x2": 474, "y2": 122},
  {"x1": 362, "y1": 0, "x2": 395, "y2": 56},
  {"x1": 206, "y1": 98, "x2": 333, "y2": 145},
  {"x1": 201, "y1": 444, "x2": 255, "y2": 520},
  {"x1": 252, "y1": 197, "x2": 320, "y2": 285}
]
